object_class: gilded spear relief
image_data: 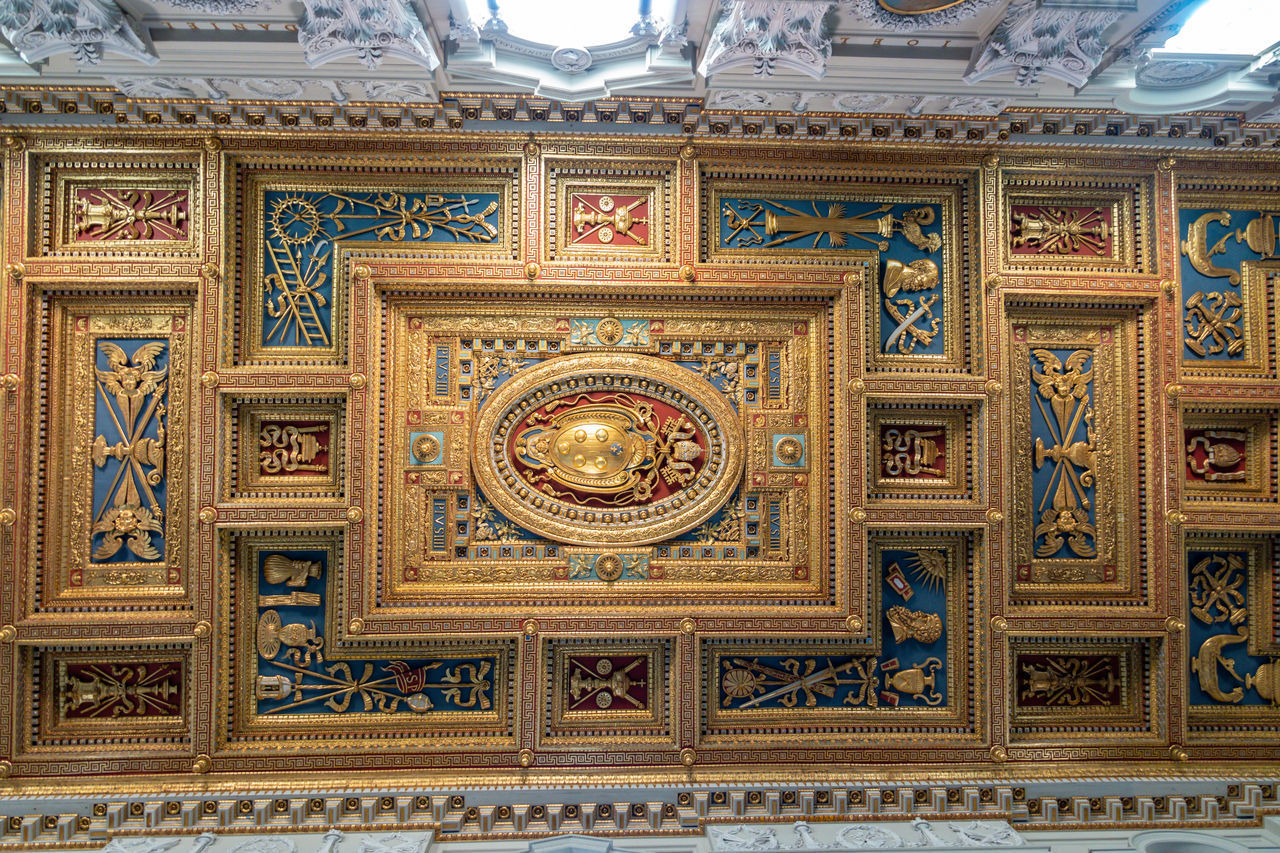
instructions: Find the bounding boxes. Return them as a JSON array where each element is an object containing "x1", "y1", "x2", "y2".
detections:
[{"x1": 44, "y1": 305, "x2": 192, "y2": 600}]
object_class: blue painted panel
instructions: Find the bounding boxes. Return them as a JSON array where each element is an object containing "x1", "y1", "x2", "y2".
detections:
[
  {"x1": 1186, "y1": 549, "x2": 1271, "y2": 707},
  {"x1": 1178, "y1": 208, "x2": 1275, "y2": 361},
  {"x1": 91, "y1": 339, "x2": 169, "y2": 563},
  {"x1": 255, "y1": 548, "x2": 497, "y2": 715},
  {"x1": 261, "y1": 190, "x2": 502, "y2": 349},
  {"x1": 718, "y1": 198, "x2": 945, "y2": 356},
  {"x1": 1028, "y1": 348, "x2": 1097, "y2": 560},
  {"x1": 879, "y1": 547, "x2": 947, "y2": 708}
]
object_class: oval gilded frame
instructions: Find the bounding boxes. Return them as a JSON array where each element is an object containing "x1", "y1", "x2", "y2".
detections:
[{"x1": 472, "y1": 352, "x2": 745, "y2": 547}]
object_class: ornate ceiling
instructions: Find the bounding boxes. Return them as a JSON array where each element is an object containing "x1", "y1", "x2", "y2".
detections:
[
  {"x1": 0, "y1": 0, "x2": 1278, "y2": 142},
  {"x1": 1, "y1": 1, "x2": 1280, "y2": 850}
]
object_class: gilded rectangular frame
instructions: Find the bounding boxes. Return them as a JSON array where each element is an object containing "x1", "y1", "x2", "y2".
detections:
[
  {"x1": 549, "y1": 171, "x2": 670, "y2": 262},
  {"x1": 34, "y1": 155, "x2": 201, "y2": 258},
  {"x1": 35, "y1": 296, "x2": 194, "y2": 608},
  {"x1": 545, "y1": 640, "x2": 669, "y2": 741},
  {"x1": 866, "y1": 403, "x2": 971, "y2": 502},
  {"x1": 226, "y1": 397, "x2": 346, "y2": 500},
  {"x1": 372, "y1": 284, "x2": 851, "y2": 617},
  {"x1": 998, "y1": 176, "x2": 1148, "y2": 273},
  {"x1": 1007, "y1": 637, "x2": 1156, "y2": 739},
  {"x1": 235, "y1": 169, "x2": 517, "y2": 365},
  {"x1": 222, "y1": 530, "x2": 514, "y2": 750},
  {"x1": 1181, "y1": 407, "x2": 1276, "y2": 504},
  {"x1": 1007, "y1": 305, "x2": 1147, "y2": 601}
]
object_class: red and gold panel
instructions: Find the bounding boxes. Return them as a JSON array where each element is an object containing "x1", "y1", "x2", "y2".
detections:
[
  {"x1": 33, "y1": 153, "x2": 201, "y2": 257},
  {"x1": 1182, "y1": 408, "x2": 1275, "y2": 503},
  {"x1": 225, "y1": 396, "x2": 345, "y2": 500},
  {"x1": 866, "y1": 403, "x2": 973, "y2": 501},
  {"x1": 998, "y1": 170, "x2": 1151, "y2": 272},
  {"x1": 1008, "y1": 637, "x2": 1159, "y2": 745},
  {"x1": 546, "y1": 641, "x2": 669, "y2": 742},
  {"x1": 24, "y1": 647, "x2": 191, "y2": 753},
  {"x1": 548, "y1": 163, "x2": 671, "y2": 262}
]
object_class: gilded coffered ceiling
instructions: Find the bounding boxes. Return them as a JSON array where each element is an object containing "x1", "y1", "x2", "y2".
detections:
[
  {"x1": 1, "y1": 1, "x2": 1280, "y2": 850},
  {"x1": 0, "y1": 0, "x2": 1277, "y2": 142}
]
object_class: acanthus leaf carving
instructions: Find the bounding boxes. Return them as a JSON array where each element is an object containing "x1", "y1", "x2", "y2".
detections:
[
  {"x1": 698, "y1": 0, "x2": 835, "y2": 80},
  {"x1": 964, "y1": 0, "x2": 1123, "y2": 88},
  {"x1": 0, "y1": 0, "x2": 157, "y2": 66},
  {"x1": 296, "y1": 0, "x2": 440, "y2": 71}
]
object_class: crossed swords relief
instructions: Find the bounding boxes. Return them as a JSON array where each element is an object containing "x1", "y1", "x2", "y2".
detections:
[{"x1": 722, "y1": 200, "x2": 943, "y2": 354}]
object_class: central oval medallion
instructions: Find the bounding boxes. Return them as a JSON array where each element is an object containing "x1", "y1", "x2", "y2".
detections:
[{"x1": 472, "y1": 352, "x2": 744, "y2": 546}]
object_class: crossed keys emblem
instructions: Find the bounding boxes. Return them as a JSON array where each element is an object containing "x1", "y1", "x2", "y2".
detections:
[{"x1": 90, "y1": 341, "x2": 168, "y2": 561}]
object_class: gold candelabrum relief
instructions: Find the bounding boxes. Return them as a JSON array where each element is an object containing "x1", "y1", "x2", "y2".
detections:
[
  {"x1": 1011, "y1": 206, "x2": 1109, "y2": 256},
  {"x1": 572, "y1": 195, "x2": 649, "y2": 246},
  {"x1": 1019, "y1": 656, "x2": 1119, "y2": 707}
]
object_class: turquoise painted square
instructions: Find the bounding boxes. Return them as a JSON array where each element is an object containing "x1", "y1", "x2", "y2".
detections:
[
  {"x1": 408, "y1": 431, "x2": 445, "y2": 466},
  {"x1": 771, "y1": 434, "x2": 806, "y2": 467}
]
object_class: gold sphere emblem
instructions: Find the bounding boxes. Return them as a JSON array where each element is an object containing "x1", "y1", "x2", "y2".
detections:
[
  {"x1": 412, "y1": 434, "x2": 441, "y2": 464},
  {"x1": 594, "y1": 553, "x2": 624, "y2": 582},
  {"x1": 518, "y1": 748, "x2": 535, "y2": 768},
  {"x1": 593, "y1": 317, "x2": 624, "y2": 345},
  {"x1": 774, "y1": 436, "x2": 803, "y2": 464}
]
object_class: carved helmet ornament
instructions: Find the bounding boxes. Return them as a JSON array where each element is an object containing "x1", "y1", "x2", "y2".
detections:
[{"x1": 472, "y1": 353, "x2": 744, "y2": 546}]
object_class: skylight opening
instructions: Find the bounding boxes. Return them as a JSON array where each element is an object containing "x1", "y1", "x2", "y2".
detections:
[
  {"x1": 464, "y1": 0, "x2": 674, "y2": 47},
  {"x1": 1159, "y1": 0, "x2": 1280, "y2": 55}
]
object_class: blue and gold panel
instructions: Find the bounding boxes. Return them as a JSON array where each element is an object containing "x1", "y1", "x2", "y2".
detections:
[
  {"x1": 41, "y1": 300, "x2": 193, "y2": 607},
  {"x1": 703, "y1": 180, "x2": 966, "y2": 371},
  {"x1": 701, "y1": 532, "x2": 971, "y2": 740},
  {"x1": 1178, "y1": 204, "x2": 1276, "y2": 377},
  {"x1": 1187, "y1": 535, "x2": 1280, "y2": 742},
  {"x1": 1009, "y1": 311, "x2": 1144, "y2": 600},
  {"x1": 239, "y1": 172, "x2": 514, "y2": 363},
  {"x1": 230, "y1": 533, "x2": 510, "y2": 743}
]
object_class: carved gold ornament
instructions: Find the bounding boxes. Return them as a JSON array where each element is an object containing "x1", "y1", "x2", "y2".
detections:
[
  {"x1": 472, "y1": 353, "x2": 744, "y2": 546},
  {"x1": 411, "y1": 433, "x2": 441, "y2": 463},
  {"x1": 886, "y1": 606, "x2": 943, "y2": 644}
]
